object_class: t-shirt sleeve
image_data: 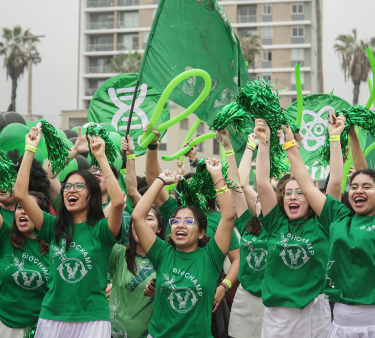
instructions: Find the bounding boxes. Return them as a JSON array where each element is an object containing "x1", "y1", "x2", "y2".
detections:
[
  {"x1": 34, "y1": 211, "x2": 56, "y2": 244},
  {"x1": 205, "y1": 238, "x2": 226, "y2": 273},
  {"x1": 146, "y1": 236, "x2": 170, "y2": 271},
  {"x1": 108, "y1": 244, "x2": 125, "y2": 272},
  {"x1": 97, "y1": 218, "x2": 123, "y2": 247},
  {"x1": 258, "y1": 203, "x2": 286, "y2": 234},
  {"x1": 229, "y1": 228, "x2": 240, "y2": 250},
  {"x1": 118, "y1": 211, "x2": 131, "y2": 245},
  {"x1": 51, "y1": 194, "x2": 62, "y2": 215},
  {"x1": 234, "y1": 209, "x2": 253, "y2": 237},
  {"x1": 159, "y1": 195, "x2": 179, "y2": 225},
  {"x1": 319, "y1": 194, "x2": 353, "y2": 230}
]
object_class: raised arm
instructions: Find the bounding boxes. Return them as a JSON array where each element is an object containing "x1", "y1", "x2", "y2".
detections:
[
  {"x1": 208, "y1": 159, "x2": 235, "y2": 255},
  {"x1": 121, "y1": 135, "x2": 142, "y2": 206},
  {"x1": 217, "y1": 129, "x2": 248, "y2": 218},
  {"x1": 349, "y1": 125, "x2": 368, "y2": 171},
  {"x1": 89, "y1": 136, "x2": 124, "y2": 238},
  {"x1": 14, "y1": 128, "x2": 44, "y2": 230},
  {"x1": 132, "y1": 170, "x2": 180, "y2": 253},
  {"x1": 238, "y1": 133, "x2": 259, "y2": 215},
  {"x1": 326, "y1": 114, "x2": 346, "y2": 200},
  {"x1": 254, "y1": 119, "x2": 277, "y2": 216}
]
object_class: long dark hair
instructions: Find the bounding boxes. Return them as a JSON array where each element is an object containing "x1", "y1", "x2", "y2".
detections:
[
  {"x1": 245, "y1": 216, "x2": 262, "y2": 236},
  {"x1": 126, "y1": 207, "x2": 165, "y2": 276},
  {"x1": 9, "y1": 191, "x2": 50, "y2": 255},
  {"x1": 167, "y1": 205, "x2": 210, "y2": 248},
  {"x1": 54, "y1": 169, "x2": 104, "y2": 251}
]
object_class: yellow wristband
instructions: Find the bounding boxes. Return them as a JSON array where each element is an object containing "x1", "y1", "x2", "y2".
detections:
[
  {"x1": 329, "y1": 135, "x2": 340, "y2": 142},
  {"x1": 283, "y1": 140, "x2": 297, "y2": 150},
  {"x1": 224, "y1": 150, "x2": 234, "y2": 156},
  {"x1": 216, "y1": 185, "x2": 229, "y2": 195},
  {"x1": 25, "y1": 144, "x2": 37, "y2": 153},
  {"x1": 126, "y1": 154, "x2": 136, "y2": 160},
  {"x1": 222, "y1": 279, "x2": 232, "y2": 289},
  {"x1": 247, "y1": 141, "x2": 257, "y2": 149}
]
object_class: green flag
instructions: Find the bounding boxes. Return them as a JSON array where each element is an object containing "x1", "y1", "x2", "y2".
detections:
[
  {"x1": 139, "y1": 0, "x2": 250, "y2": 152},
  {"x1": 87, "y1": 73, "x2": 170, "y2": 156}
]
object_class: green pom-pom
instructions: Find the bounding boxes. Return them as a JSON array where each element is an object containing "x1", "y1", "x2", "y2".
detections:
[
  {"x1": 0, "y1": 150, "x2": 18, "y2": 194},
  {"x1": 85, "y1": 123, "x2": 119, "y2": 167},
  {"x1": 23, "y1": 323, "x2": 37, "y2": 338},
  {"x1": 39, "y1": 119, "x2": 71, "y2": 175}
]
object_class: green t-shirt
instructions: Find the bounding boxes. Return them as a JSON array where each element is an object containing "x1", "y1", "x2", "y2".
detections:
[
  {"x1": 235, "y1": 209, "x2": 267, "y2": 297},
  {"x1": 0, "y1": 207, "x2": 15, "y2": 228},
  {"x1": 258, "y1": 203, "x2": 329, "y2": 309},
  {"x1": 102, "y1": 202, "x2": 131, "y2": 246},
  {"x1": 0, "y1": 223, "x2": 49, "y2": 328},
  {"x1": 34, "y1": 211, "x2": 119, "y2": 321},
  {"x1": 320, "y1": 194, "x2": 375, "y2": 305},
  {"x1": 159, "y1": 196, "x2": 239, "y2": 251},
  {"x1": 109, "y1": 244, "x2": 155, "y2": 338},
  {"x1": 146, "y1": 237, "x2": 225, "y2": 338}
]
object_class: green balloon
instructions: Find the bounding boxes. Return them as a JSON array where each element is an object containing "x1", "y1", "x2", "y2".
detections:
[
  {"x1": 58, "y1": 159, "x2": 78, "y2": 182},
  {"x1": 61, "y1": 138, "x2": 74, "y2": 149},
  {"x1": 108, "y1": 132, "x2": 123, "y2": 152},
  {"x1": 100, "y1": 123, "x2": 116, "y2": 133},
  {"x1": 56, "y1": 129, "x2": 67, "y2": 139},
  {"x1": 26, "y1": 121, "x2": 37, "y2": 129},
  {"x1": 72, "y1": 126, "x2": 87, "y2": 135},
  {"x1": 113, "y1": 151, "x2": 122, "y2": 171}
]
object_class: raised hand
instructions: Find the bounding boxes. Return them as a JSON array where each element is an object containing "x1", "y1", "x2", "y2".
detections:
[
  {"x1": 216, "y1": 128, "x2": 230, "y2": 146},
  {"x1": 278, "y1": 125, "x2": 294, "y2": 143},
  {"x1": 205, "y1": 158, "x2": 222, "y2": 178},
  {"x1": 143, "y1": 123, "x2": 161, "y2": 145},
  {"x1": 247, "y1": 133, "x2": 259, "y2": 147},
  {"x1": 328, "y1": 113, "x2": 346, "y2": 136},
  {"x1": 26, "y1": 127, "x2": 42, "y2": 147},
  {"x1": 158, "y1": 170, "x2": 181, "y2": 185},
  {"x1": 176, "y1": 159, "x2": 185, "y2": 176},
  {"x1": 122, "y1": 135, "x2": 135, "y2": 155},
  {"x1": 88, "y1": 135, "x2": 106, "y2": 159},
  {"x1": 73, "y1": 126, "x2": 90, "y2": 154},
  {"x1": 254, "y1": 119, "x2": 270, "y2": 143}
]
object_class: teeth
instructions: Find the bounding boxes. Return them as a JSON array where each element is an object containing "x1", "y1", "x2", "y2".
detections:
[{"x1": 68, "y1": 196, "x2": 78, "y2": 202}]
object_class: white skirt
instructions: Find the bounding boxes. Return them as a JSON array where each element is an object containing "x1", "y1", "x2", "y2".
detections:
[
  {"x1": 329, "y1": 303, "x2": 375, "y2": 338},
  {"x1": 229, "y1": 284, "x2": 265, "y2": 338},
  {"x1": 34, "y1": 318, "x2": 111, "y2": 338},
  {"x1": 0, "y1": 320, "x2": 29, "y2": 338},
  {"x1": 261, "y1": 295, "x2": 331, "y2": 338}
]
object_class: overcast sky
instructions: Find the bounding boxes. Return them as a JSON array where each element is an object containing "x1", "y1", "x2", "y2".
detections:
[{"x1": 0, "y1": 0, "x2": 374, "y2": 127}]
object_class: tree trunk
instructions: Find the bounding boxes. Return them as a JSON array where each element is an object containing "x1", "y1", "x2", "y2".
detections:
[
  {"x1": 11, "y1": 76, "x2": 17, "y2": 112},
  {"x1": 353, "y1": 81, "x2": 360, "y2": 105},
  {"x1": 315, "y1": 0, "x2": 324, "y2": 93}
]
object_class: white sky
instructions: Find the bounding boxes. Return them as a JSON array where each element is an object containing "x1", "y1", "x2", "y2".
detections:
[{"x1": 0, "y1": 0, "x2": 374, "y2": 127}]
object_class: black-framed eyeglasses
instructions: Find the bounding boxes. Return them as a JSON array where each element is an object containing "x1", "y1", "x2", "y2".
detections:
[
  {"x1": 88, "y1": 166, "x2": 103, "y2": 176},
  {"x1": 62, "y1": 182, "x2": 88, "y2": 192}
]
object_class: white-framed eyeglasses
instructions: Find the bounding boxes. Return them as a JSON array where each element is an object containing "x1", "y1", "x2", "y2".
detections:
[{"x1": 168, "y1": 218, "x2": 196, "y2": 228}]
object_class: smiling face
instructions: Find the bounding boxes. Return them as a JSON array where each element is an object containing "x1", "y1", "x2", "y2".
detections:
[
  {"x1": 63, "y1": 174, "x2": 89, "y2": 218},
  {"x1": 170, "y1": 208, "x2": 204, "y2": 252},
  {"x1": 89, "y1": 167, "x2": 107, "y2": 195},
  {"x1": 283, "y1": 180, "x2": 309, "y2": 220},
  {"x1": 15, "y1": 196, "x2": 39, "y2": 237},
  {"x1": 132, "y1": 209, "x2": 160, "y2": 243},
  {"x1": 349, "y1": 173, "x2": 375, "y2": 216}
]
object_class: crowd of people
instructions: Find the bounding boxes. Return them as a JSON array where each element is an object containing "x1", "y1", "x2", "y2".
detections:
[{"x1": 0, "y1": 112, "x2": 374, "y2": 338}]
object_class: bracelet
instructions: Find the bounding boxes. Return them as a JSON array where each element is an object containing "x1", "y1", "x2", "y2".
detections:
[
  {"x1": 283, "y1": 140, "x2": 297, "y2": 150},
  {"x1": 147, "y1": 143, "x2": 158, "y2": 150},
  {"x1": 104, "y1": 172, "x2": 114, "y2": 179},
  {"x1": 215, "y1": 185, "x2": 229, "y2": 195},
  {"x1": 157, "y1": 176, "x2": 166, "y2": 185},
  {"x1": 126, "y1": 154, "x2": 136, "y2": 159},
  {"x1": 219, "y1": 282, "x2": 229, "y2": 292},
  {"x1": 25, "y1": 144, "x2": 37, "y2": 153},
  {"x1": 224, "y1": 150, "x2": 234, "y2": 156},
  {"x1": 329, "y1": 135, "x2": 340, "y2": 142},
  {"x1": 214, "y1": 177, "x2": 225, "y2": 186},
  {"x1": 246, "y1": 146, "x2": 254, "y2": 151},
  {"x1": 222, "y1": 279, "x2": 232, "y2": 289},
  {"x1": 221, "y1": 140, "x2": 231, "y2": 147},
  {"x1": 247, "y1": 141, "x2": 257, "y2": 149}
]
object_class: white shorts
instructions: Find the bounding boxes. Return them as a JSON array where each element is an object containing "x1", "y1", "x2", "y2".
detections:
[
  {"x1": 229, "y1": 284, "x2": 265, "y2": 338},
  {"x1": 261, "y1": 295, "x2": 331, "y2": 338},
  {"x1": 34, "y1": 318, "x2": 111, "y2": 338},
  {"x1": 329, "y1": 303, "x2": 375, "y2": 338},
  {"x1": 0, "y1": 320, "x2": 29, "y2": 338}
]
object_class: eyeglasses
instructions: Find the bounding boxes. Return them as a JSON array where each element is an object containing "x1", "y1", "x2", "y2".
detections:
[
  {"x1": 254, "y1": 197, "x2": 260, "y2": 204},
  {"x1": 282, "y1": 189, "x2": 305, "y2": 200},
  {"x1": 88, "y1": 167, "x2": 103, "y2": 176},
  {"x1": 62, "y1": 182, "x2": 88, "y2": 192},
  {"x1": 168, "y1": 218, "x2": 196, "y2": 228}
]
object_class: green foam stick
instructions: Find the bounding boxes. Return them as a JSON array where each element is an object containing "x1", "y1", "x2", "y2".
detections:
[
  {"x1": 295, "y1": 63, "x2": 303, "y2": 127},
  {"x1": 178, "y1": 118, "x2": 202, "y2": 163}
]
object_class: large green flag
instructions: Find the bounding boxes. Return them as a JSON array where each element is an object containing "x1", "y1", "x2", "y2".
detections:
[
  {"x1": 87, "y1": 73, "x2": 169, "y2": 156},
  {"x1": 138, "y1": 0, "x2": 250, "y2": 151}
]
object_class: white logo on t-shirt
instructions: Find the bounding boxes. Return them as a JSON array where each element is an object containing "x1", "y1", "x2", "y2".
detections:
[
  {"x1": 242, "y1": 239, "x2": 267, "y2": 271},
  {"x1": 276, "y1": 233, "x2": 310, "y2": 269},
  {"x1": 110, "y1": 292, "x2": 127, "y2": 338}
]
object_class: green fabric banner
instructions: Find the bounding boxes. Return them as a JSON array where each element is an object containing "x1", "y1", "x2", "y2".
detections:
[
  {"x1": 87, "y1": 73, "x2": 170, "y2": 156},
  {"x1": 139, "y1": 0, "x2": 250, "y2": 153}
]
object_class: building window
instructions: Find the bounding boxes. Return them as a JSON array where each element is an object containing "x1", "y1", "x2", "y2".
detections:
[
  {"x1": 291, "y1": 96, "x2": 298, "y2": 104},
  {"x1": 118, "y1": 11, "x2": 139, "y2": 28},
  {"x1": 263, "y1": 4, "x2": 272, "y2": 15},
  {"x1": 87, "y1": 35, "x2": 113, "y2": 51},
  {"x1": 87, "y1": 57, "x2": 111, "y2": 73},
  {"x1": 180, "y1": 118, "x2": 189, "y2": 130},
  {"x1": 213, "y1": 139, "x2": 220, "y2": 155},
  {"x1": 196, "y1": 122, "x2": 205, "y2": 152},
  {"x1": 117, "y1": 33, "x2": 139, "y2": 50},
  {"x1": 291, "y1": 48, "x2": 304, "y2": 61},
  {"x1": 159, "y1": 132, "x2": 167, "y2": 151},
  {"x1": 88, "y1": 13, "x2": 114, "y2": 29},
  {"x1": 292, "y1": 26, "x2": 305, "y2": 38},
  {"x1": 262, "y1": 50, "x2": 272, "y2": 61},
  {"x1": 262, "y1": 26, "x2": 272, "y2": 39},
  {"x1": 292, "y1": 2, "x2": 304, "y2": 14},
  {"x1": 238, "y1": 27, "x2": 257, "y2": 38},
  {"x1": 142, "y1": 31, "x2": 150, "y2": 49},
  {"x1": 69, "y1": 118, "x2": 87, "y2": 129},
  {"x1": 238, "y1": 5, "x2": 257, "y2": 23},
  {"x1": 291, "y1": 72, "x2": 305, "y2": 85},
  {"x1": 262, "y1": 73, "x2": 272, "y2": 83},
  {"x1": 118, "y1": 0, "x2": 139, "y2": 5}
]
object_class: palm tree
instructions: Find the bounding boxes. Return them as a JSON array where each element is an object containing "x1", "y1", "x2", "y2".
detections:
[
  {"x1": 0, "y1": 26, "x2": 40, "y2": 111},
  {"x1": 108, "y1": 51, "x2": 142, "y2": 74},
  {"x1": 239, "y1": 33, "x2": 261, "y2": 69},
  {"x1": 334, "y1": 29, "x2": 375, "y2": 105}
]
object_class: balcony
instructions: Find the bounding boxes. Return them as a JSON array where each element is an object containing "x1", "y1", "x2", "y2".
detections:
[
  {"x1": 117, "y1": 42, "x2": 139, "y2": 50},
  {"x1": 118, "y1": 0, "x2": 139, "y2": 5},
  {"x1": 87, "y1": 0, "x2": 114, "y2": 7},
  {"x1": 87, "y1": 21, "x2": 114, "y2": 30},
  {"x1": 86, "y1": 43, "x2": 113, "y2": 51},
  {"x1": 85, "y1": 88, "x2": 97, "y2": 96},
  {"x1": 237, "y1": 15, "x2": 257, "y2": 23},
  {"x1": 117, "y1": 20, "x2": 138, "y2": 29},
  {"x1": 86, "y1": 65, "x2": 110, "y2": 73}
]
